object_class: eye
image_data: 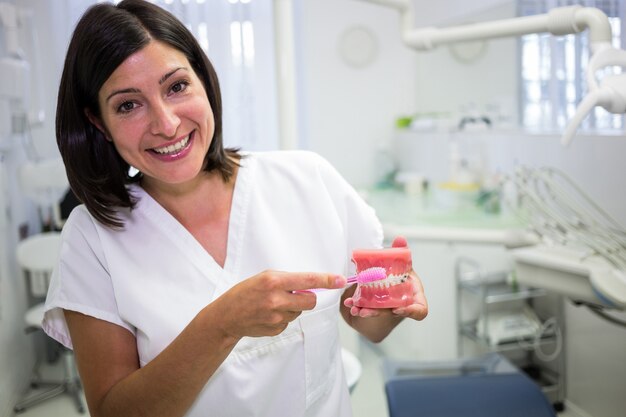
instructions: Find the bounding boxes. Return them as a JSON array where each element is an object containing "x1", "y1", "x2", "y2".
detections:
[
  {"x1": 170, "y1": 80, "x2": 189, "y2": 94},
  {"x1": 117, "y1": 101, "x2": 137, "y2": 113}
]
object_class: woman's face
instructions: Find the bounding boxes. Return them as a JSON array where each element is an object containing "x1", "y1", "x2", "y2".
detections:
[{"x1": 94, "y1": 40, "x2": 214, "y2": 191}]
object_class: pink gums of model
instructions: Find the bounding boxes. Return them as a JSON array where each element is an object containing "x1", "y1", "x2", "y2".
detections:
[{"x1": 351, "y1": 247, "x2": 414, "y2": 309}]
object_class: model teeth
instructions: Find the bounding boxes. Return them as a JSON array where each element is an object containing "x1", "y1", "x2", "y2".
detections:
[
  {"x1": 153, "y1": 134, "x2": 190, "y2": 155},
  {"x1": 362, "y1": 273, "x2": 410, "y2": 288}
]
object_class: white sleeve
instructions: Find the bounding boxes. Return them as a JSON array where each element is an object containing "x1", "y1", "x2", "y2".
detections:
[
  {"x1": 42, "y1": 206, "x2": 136, "y2": 349},
  {"x1": 314, "y1": 153, "x2": 384, "y2": 256}
]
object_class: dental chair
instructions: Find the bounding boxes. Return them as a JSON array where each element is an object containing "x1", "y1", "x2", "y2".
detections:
[
  {"x1": 13, "y1": 232, "x2": 85, "y2": 414},
  {"x1": 384, "y1": 353, "x2": 556, "y2": 417}
]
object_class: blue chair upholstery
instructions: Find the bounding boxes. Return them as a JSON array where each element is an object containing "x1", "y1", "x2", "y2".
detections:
[{"x1": 386, "y1": 373, "x2": 556, "y2": 417}]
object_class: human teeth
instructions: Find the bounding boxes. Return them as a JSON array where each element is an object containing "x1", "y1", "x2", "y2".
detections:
[
  {"x1": 153, "y1": 134, "x2": 190, "y2": 154},
  {"x1": 363, "y1": 273, "x2": 409, "y2": 288}
]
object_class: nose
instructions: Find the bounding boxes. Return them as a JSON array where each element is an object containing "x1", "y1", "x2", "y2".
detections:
[{"x1": 149, "y1": 100, "x2": 180, "y2": 137}]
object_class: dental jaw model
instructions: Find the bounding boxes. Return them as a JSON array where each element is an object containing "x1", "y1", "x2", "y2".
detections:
[{"x1": 351, "y1": 247, "x2": 414, "y2": 308}]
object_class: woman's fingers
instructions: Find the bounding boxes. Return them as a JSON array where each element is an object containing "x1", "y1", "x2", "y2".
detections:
[
  {"x1": 277, "y1": 271, "x2": 346, "y2": 292},
  {"x1": 218, "y1": 270, "x2": 346, "y2": 338},
  {"x1": 392, "y1": 303, "x2": 428, "y2": 320},
  {"x1": 351, "y1": 306, "x2": 382, "y2": 318}
]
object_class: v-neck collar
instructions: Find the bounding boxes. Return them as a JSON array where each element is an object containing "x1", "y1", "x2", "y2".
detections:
[{"x1": 129, "y1": 155, "x2": 254, "y2": 285}]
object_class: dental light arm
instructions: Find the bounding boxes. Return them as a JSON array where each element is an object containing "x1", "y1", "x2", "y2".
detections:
[
  {"x1": 561, "y1": 46, "x2": 626, "y2": 146},
  {"x1": 357, "y1": 0, "x2": 626, "y2": 146}
]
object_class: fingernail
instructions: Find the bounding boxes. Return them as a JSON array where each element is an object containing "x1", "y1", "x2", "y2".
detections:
[
  {"x1": 334, "y1": 275, "x2": 346, "y2": 287},
  {"x1": 393, "y1": 308, "x2": 406, "y2": 316}
]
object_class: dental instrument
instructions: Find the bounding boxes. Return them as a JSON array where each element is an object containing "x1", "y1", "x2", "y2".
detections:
[
  {"x1": 355, "y1": 0, "x2": 626, "y2": 146},
  {"x1": 503, "y1": 166, "x2": 626, "y2": 312},
  {"x1": 507, "y1": 167, "x2": 626, "y2": 271}
]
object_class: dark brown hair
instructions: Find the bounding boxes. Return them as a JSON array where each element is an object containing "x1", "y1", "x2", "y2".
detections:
[{"x1": 56, "y1": 0, "x2": 239, "y2": 228}]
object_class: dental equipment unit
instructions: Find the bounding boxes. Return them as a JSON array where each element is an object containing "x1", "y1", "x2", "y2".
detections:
[
  {"x1": 356, "y1": 0, "x2": 626, "y2": 147},
  {"x1": 357, "y1": 0, "x2": 626, "y2": 318},
  {"x1": 504, "y1": 167, "x2": 626, "y2": 314}
]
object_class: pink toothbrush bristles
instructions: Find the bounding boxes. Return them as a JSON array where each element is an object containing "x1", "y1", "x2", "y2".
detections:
[
  {"x1": 298, "y1": 267, "x2": 388, "y2": 293},
  {"x1": 355, "y1": 267, "x2": 387, "y2": 284}
]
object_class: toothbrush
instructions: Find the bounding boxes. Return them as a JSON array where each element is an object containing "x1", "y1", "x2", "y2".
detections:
[
  {"x1": 298, "y1": 267, "x2": 387, "y2": 293},
  {"x1": 346, "y1": 267, "x2": 387, "y2": 286}
]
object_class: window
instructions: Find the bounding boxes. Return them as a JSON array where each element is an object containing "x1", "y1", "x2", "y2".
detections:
[
  {"x1": 148, "y1": 0, "x2": 279, "y2": 150},
  {"x1": 519, "y1": 0, "x2": 625, "y2": 133}
]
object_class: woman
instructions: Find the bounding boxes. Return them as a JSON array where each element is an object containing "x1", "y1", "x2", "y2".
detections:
[{"x1": 43, "y1": 1, "x2": 428, "y2": 416}]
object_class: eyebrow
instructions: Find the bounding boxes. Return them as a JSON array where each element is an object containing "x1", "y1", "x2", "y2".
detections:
[
  {"x1": 106, "y1": 88, "x2": 140, "y2": 103},
  {"x1": 105, "y1": 67, "x2": 189, "y2": 103},
  {"x1": 159, "y1": 67, "x2": 187, "y2": 85}
]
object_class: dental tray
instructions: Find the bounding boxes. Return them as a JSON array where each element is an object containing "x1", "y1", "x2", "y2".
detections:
[{"x1": 512, "y1": 245, "x2": 626, "y2": 309}]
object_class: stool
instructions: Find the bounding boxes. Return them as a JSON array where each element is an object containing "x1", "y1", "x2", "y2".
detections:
[{"x1": 13, "y1": 232, "x2": 85, "y2": 414}]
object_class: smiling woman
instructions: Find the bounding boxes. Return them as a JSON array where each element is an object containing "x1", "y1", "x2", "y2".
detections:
[
  {"x1": 41, "y1": 2, "x2": 428, "y2": 417},
  {"x1": 89, "y1": 41, "x2": 216, "y2": 190},
  {"x1": 55, "y1": 1, "x2": 239, "y2": 228}
]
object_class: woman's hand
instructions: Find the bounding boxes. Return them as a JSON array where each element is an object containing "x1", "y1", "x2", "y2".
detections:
[
  {"x1": 343, "y1": 236, "x2": 428, "y2": 322},
  {"x1": 211, "y1": 271, "x2": 346, "y2": 340}
]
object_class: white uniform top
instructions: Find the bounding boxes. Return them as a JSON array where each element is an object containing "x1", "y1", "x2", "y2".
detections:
[{"x1": 43, "y1": 150, "x2": 383, "y2": 417}]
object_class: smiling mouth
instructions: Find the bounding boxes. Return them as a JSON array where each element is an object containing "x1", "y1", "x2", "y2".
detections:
[{"x1": 151, "y1": 132, "x2": 192, "y2": 155}]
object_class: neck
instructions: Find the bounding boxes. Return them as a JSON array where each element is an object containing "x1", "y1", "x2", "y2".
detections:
[{"x1": 142, "y1": 168, "x2": 237, "y2": 227}]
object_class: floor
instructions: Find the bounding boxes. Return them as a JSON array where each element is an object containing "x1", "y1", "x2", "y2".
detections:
[{"x1": 11, "y1": 343, "x2": 584, "y2": 417}]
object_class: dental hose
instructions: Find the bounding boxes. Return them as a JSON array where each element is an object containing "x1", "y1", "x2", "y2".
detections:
[{"x1": 517, "y1": 317, "x2": 563, "y2": 362}]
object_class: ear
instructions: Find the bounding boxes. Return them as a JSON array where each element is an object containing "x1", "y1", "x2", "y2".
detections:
[{"x1": 84, "y1": 108, "x2": 112, "y2": 141}]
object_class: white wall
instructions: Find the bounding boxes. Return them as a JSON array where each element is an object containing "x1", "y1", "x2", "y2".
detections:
[
  {"x1": 413, "y1": 0, "x2": 515, "y2": 26},
  {"x1": 293, "y1": 0, "x2": 519, "y2": 187},
  {"x1": 413, "y1": 1, "x2": 518, "y2": 123},
  {"x1": 294, "y1": 0, "x2": 417, "y2": 188}
]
